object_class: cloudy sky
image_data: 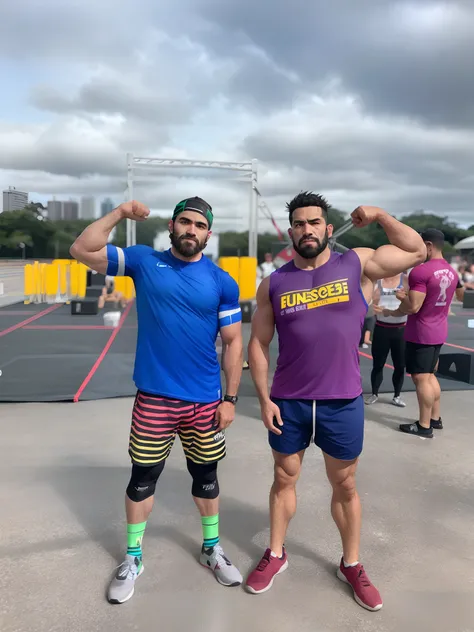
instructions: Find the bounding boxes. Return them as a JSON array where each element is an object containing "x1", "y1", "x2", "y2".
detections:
[{"x1": 1, "y1": 0, "x2": 473, "y2": 231}]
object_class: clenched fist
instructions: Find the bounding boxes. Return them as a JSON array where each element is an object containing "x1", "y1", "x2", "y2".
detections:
[
  {"x1": 118, "y1": 200, "x2": 150, "y2": 222},
  {"x1": 351, "y1": 206, "x2": 385, "y2": 228}
]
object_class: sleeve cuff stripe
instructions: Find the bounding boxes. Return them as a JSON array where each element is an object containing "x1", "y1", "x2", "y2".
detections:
[
  {"x1": 219, "y1": 312, "x2": 242, "y2": 327},
  {"x1": 218, "y1": 308, "x2": 241, "y2": 318},
  {"x1": 116, "y1": 247, "x2": 125, "y2": 276}
]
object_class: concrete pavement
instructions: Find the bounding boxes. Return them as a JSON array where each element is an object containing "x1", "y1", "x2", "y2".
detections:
[{"x1": 1, "y1": 391, "x2": 474, "y2": 632}]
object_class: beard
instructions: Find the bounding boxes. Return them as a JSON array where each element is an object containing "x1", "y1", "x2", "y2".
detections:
[
  {"x1": 292, "y1": 229, "x2": 329, "y2": 259},
  {"x1": 170, "y1": 231, "x2": 207, "y2": 257}
]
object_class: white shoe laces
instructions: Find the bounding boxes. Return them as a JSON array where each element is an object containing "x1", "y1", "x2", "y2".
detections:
[{"x1": 117, "y1": 560, "x2": 138, "y2": 581}]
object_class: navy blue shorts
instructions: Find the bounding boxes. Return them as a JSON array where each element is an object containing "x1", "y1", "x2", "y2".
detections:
[{"x1": 269, "y1": 396, "x2": 364, "y2": 461}]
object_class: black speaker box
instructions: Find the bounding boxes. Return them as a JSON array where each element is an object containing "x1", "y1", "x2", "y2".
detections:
[
  {"x1": 87, "y1": 271, "x2": 106, "y2": 287},
  {"x1": 240, "y1": 301, "x2": 254, "y2": 324},
  {"x1": 437, "y1": 353, "x2": 474, "y2": 385},
  {"x1": 463, "y1": 290, "x2": 474, "y2": 308},
  {"x1": 71, "y1": 298, "x2": 99, "y2": 315},
  {"x1": 85, "y1": 286, "x2": 103, "y2": 298}
]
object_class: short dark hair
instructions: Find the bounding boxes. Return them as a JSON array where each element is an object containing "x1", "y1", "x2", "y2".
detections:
[
  {"x1": 421, "y1": 228, "x2": 445, "y2": 250},
  {"x1": 286, "y1": 191, "x2": 331, "y2": 225}
]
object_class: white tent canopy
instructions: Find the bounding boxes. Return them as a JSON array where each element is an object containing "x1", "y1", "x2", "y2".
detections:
[{"x1": 454, "y1": 235, "x2": 474, "y2": 250}]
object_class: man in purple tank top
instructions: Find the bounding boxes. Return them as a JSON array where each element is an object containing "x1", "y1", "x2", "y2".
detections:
[{"x1": 245, "y1": 192, "x2": 426, "y2": 611}]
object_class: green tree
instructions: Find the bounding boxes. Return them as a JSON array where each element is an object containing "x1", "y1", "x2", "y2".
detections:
[{"x1": 0, "y1": 209, "x2": 57, "y2": 258}]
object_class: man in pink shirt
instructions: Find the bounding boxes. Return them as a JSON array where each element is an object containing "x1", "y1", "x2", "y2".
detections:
[{"x1": 385, "y1": 229, "x2": 464, "y2": 438}]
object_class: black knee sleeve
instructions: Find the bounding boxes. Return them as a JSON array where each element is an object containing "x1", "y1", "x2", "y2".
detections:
[
  {"x1": 126, "y1": 461, "x2": 165, "y2": 502},
  {"x1": 187, "y1": 459, "x2": 219, "y2": 499}
]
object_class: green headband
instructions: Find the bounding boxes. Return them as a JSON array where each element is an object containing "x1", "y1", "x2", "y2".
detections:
[{"x1": 172, "y1": 198, "x2": 213, "y2": 229}]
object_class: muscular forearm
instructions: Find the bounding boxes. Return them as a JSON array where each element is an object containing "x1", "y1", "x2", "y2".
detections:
[
  {"x1": 388, "y1": 308, "x2": 406, "y2": 317},
  {"x1": 377, "y1": 211, "x2": 425, "y2": 255},
  {"x1": 71, "y1": 207, "x2": 123, "y2": 254},
  {"x1": 222, "y1": 337, "x2": 243, "y2": 397},
  {"x1": 389, "y1": 297, "x2": 415, "y2": 316},
  {"x1": 248, "y1": 338, "x2": 271, "y2": 403}
]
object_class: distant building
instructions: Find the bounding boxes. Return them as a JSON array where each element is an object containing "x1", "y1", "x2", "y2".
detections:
[
  {"x1": 2, "y1": 187, "x2": 28, "y2": 212},
  {"x1": 47, "y1": 200, "x2": 63, "y2": 221},
  {"x1": 63, "y1": 200, "x2": 79, "y2": 221},
  {"x1": 101, "y1": 197, "x2": 115, "y2": 217},
  {"x1": 80, "y1": 196, "x2": 96, "y2": 219}
]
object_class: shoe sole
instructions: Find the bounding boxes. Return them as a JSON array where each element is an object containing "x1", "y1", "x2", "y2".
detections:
[
  {"x1": 108, "y1": 564, "x2": 144, "y2": 605},
  {"x1": 245, "y1": 559, "x2": 289, "y2": 594},
  {"x1": 336, "y1": 568, "x2": 383, "y2": 612},
  {"x1": 199, "y1": 561, "x2": 242, "y2": 587},
  {"x1": 399, "y1": 427, "x2": 433, "y2": 438}
]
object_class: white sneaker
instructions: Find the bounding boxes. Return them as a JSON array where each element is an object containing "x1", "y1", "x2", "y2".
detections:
[
  {"x1": 107, "y1": 555, "x2": 144, "y2": 604},
  {"x1": 365, "y1": 394, "x2": 378, "y2": 405},
  {"x1": 392, "y1": 396, "x2": 406, "y2": 408}
]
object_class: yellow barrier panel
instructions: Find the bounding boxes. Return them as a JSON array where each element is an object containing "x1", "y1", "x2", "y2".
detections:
[
  {"x1": 23, "y1": 264, "x2": 34, "y2": 303},
  {"x1": 113, "y1": 276, "x2": 127, "y2": 295},
  {"x1": 218, "y1": 257, "x2": 240, "y2": 284},
  {"x1": 238, "y1": 257, "x2": 257, "y2": 301},
  {"x1": 34, "y1": 261, "x2": 42, "y2": 299},
  {"x1": 77, "y1": 263, "x2": 87, "y2": 298},
  {"x1": 58, "y1": 262, "x2": 67, "y2": 295},
  {"x1": 69, "y1": 261, "x2": 78, "y2": 297},
  {"x1": 39, "y1": 263, "x2": 47, "y2": 299},
  {"x1": 52, "y1": 259, "x2": 71, "y2": 265},
  {"x1": 45, "y1": 263, "x2": 58, "y2": 300},
  {"x1": 113, "y1": 276, "x2": 135, "y2": 299},
  {"x1": 125, "y1": 276, "x2": 135, "y2": 299}
]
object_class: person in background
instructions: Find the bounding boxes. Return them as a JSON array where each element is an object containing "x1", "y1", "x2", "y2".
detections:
[
  {"x1": 359, "y1": 300, "x2": 375, "y2": 349},
  {"x1": 98, "y1": 275, "x2": 128, "y2": 309},
  {"x1": 259, "y1": 253, "x2": 277, "y2": 279},
  {"x1": 367, "y1": 273, "x2": 409, "y2": 407},
  {"x1": 384, "y1": 229, "x2": 464, "y2": 437}
]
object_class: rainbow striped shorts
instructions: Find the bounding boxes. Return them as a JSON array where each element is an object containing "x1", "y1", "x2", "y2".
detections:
[{"x1": 129, "y1": 391, "x2": 226, "y2": 466}]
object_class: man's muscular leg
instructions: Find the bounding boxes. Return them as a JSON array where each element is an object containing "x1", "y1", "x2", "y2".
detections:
[
  {"x1": 324, "y1": 452, "x2": 383, "y2": 612},
  {"x1": 269, "y1": 450, "x2": 305, "y2": 556},
  {"x1": 323, "y1": 453, "x2": 360, "y2": 564}
]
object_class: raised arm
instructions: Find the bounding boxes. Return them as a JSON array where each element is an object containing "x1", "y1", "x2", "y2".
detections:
[
  {"x1": 247, "y1": 276, "x2": 284, "y2": 434},
  {"x1": 351, "y1": 206, "x2": 426, "y2": 282},
  {"x1": 69, "y1": 201, "x2": 150, "y2": 273}
]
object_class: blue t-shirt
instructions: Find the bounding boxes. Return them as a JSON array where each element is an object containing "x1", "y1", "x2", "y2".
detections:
[{"x1": 106, "y1": 245, "x2": 242, "y2": 403}]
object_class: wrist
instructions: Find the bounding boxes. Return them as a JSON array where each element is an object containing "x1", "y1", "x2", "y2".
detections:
[
  {"x1": 114, "y1": 205, "x2": 126, "y2": 221},
  {"x1": 375, "y1": 208, "x2": 389, "y2": 224}
]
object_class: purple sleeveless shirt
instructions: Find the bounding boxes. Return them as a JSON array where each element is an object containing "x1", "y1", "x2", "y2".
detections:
[{"x1": 269, "y1": 250, "x2": 367, "y2": 400}]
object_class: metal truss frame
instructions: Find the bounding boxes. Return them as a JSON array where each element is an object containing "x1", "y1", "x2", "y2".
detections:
[{"x1": 125, "y1": 153, "x2": 259, "y2": 257}]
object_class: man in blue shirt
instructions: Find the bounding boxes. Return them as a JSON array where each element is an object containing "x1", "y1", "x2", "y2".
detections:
[{"x1": 70, "y1": 196, "x2": 244, "y2": 603}]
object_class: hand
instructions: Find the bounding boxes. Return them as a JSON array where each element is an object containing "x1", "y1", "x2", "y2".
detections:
[
  {"x1": 215, "y1": 401, "x2": 235, "y2": 431},
  {"x1": 118, "y1": 200, "x2": 150, "y2": 222},
  {"x1": 351, "y1": 206, "x2": 385, "y2": 228},
  {"x1": 372, "y1": 304, "x2": 383, "y2": 314},
  {"x1": 395, "y1": 288, "x2": 407, "y2": 301},
  {"x1": 260, "y1": 399, "x2": 284, "y2": 436}
]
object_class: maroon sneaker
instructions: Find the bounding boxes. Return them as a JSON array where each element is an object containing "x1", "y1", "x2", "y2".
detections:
[
  {"x1": 245, "y1": 548, "x2": 288, "y2": 594},
  {"x1": 337, "y1": 559, "x2": 383, "y2": 611}
]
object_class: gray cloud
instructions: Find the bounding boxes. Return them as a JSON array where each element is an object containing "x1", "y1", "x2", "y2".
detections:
[
  {"x1": 1, "y1": 0, "x2": 473, "y2": 227},
  {"x1": 197, "y1": 0, "x2": 474, "y2": 127}
]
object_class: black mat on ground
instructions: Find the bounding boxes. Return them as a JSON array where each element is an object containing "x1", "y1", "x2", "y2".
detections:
[
  {"x1": 0, "y1": 302, "x2": 137, "y2": 402},
  {"x1": 1, "y1": 301, "x2": 473, "y2": 403}
]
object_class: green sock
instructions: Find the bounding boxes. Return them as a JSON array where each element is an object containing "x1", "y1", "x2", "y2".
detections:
[
  {"x1": 127, "y1": 521, "x2": 147, "y2": 561},
  {"x1": 202, "y1": 514, "x2": 219, "y2": 550}
]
